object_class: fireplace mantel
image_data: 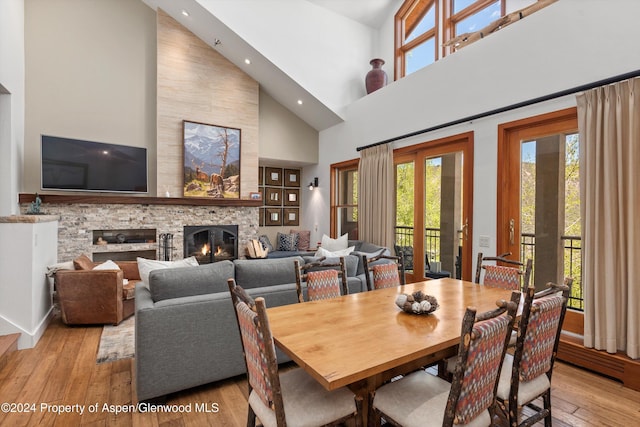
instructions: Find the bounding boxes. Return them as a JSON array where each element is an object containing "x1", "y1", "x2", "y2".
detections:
[{"x1": 18, "y1": 193, "x2": 262, "y2": 207}]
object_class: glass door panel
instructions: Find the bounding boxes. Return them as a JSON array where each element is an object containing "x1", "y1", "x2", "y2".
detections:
[
  {"x1": 498, "y1": 109, "x2": 581, "y2": 309},
  {"x1": 336, "y1": 168, "x2": 358, "y2": 239},
  {"x1": 519, "y1": 133, "x2": 582, "y2": 304},
  {"x1": 395, "y1": 160, "x2": 416, "y2": 280},
  {"x1": 424, "y1": 152, "x2": 463, "y2": 279}
]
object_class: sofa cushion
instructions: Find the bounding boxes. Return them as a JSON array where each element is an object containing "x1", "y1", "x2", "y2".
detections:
[
  {"x1": 352, "y1": 248, "x2": 388, "y2": 276},
  {"x1": 276, "y1": 232, "x2": 299, "y2": 251},
  {"x1": 303, "y1": 254, "x2": 359, "y2": 278},
  {"x1": 148, "y1": 260, "x2": 235, "y2": 302},
  {"x1": 73, "y1": 254, "x2": 94, "y2": 271},
  {"x1": 267, "y1": 250, "x2": 315, "y2": 259},
  {"x1": 234, "y1": 257, "x2": 302, "y2": 289},
  {"x1": 137, "y1": 256, "x2": 199, "y2": 286}
]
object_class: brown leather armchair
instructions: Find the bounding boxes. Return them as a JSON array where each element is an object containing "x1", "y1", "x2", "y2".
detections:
[{"x1": 55, "y1": 257, "x2": 139, "y2": 325}]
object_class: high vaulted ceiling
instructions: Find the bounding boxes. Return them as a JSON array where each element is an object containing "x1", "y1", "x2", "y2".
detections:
[
  {"x1": 307, "y1": 0, "x2": 398, "y2": 28},
  {"x1": 141, "y1": 0, "x2": 400, "y2": 131}
]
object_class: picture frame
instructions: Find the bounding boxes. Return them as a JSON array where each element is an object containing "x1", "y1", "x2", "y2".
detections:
[
  {"x1": 283, "y1": 208, "x2": 299, "y2": 226},
  {"x1": 265, "y1": 167, "x2": 283, "y2": 186},
  {"x1": 265, "y1": 208, "x2": 282, "y2": 226},
  {"x1": 259, "y1": 208, "x2": 265, "y2": 226},
  {"x1": 182, "y1": 120, "x2": 241, "y2": 199},
  {"x1": 284, "y1": 188, "x2": 299, "y2": 206},
  {"x1": 265, "y1": 187, "x2": 282, "y2": 206},
  {"x1": 249, "y1": 191, "x2": 262, "y2": 200},
  {"x1": 284, "y1": 168, "x2": 301, "y2": 187},
  {"x1": 258, "y1": 166, "x2": 264, "y2": 186}
]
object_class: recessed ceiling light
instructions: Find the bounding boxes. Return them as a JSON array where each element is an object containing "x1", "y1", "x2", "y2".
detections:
[
  {"x1": 297, "y1": 100, "x2": 303, "y2": 105},
  {"x1": 244, "y1": 58, "x2": 251, "y2": 65},
  {"x1": 181, "y1": 10, "x2": 190, "y2": 17}
]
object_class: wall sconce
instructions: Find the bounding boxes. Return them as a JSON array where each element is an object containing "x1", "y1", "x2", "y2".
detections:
[{"x1": 308, "y1": 177, "x2": 318, "y2": 191}]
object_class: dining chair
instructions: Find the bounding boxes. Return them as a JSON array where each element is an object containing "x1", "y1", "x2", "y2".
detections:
[
  {"x1": 363, "y1": 252, "x2": 406, "y2": 291},
  {"x1": 494, "y1": 277, "x2": 572, "y2": 427},
  {"x1": 227, "y1": 278, "x2": 363, "y2": 427},
  {"x1": 475, "y1": 252, "x2": 532, "y2": 291},
  {"x1": 294, "y1": 256, "x2": 349, "y2": 303},
  {"x1": 371, "y1": 292, "x2": 520, "y2": 427}
]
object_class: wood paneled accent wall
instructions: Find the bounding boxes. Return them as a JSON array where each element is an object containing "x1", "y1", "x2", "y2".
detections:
[{"x1": 156, "y1": 9, "x2": 259, "y2": 198}]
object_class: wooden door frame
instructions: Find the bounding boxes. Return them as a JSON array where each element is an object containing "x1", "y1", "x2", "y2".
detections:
[
  {"x1": 496, "y1": 107, "x2": 577, "y2": 256},
  {"x1": 395, "y1": 131, "x2": 474, "y2": 281},
  {"x1": 497, "y1": 107, "x2": 582, "y2": 333}
]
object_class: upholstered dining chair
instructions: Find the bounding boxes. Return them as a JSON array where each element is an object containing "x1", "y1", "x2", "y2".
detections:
[
  {"x1": 227, "y1": 279, "x2": 362, "y2": 427},
  {"x1": 371, "y1": 292, "x2": 519, "y2": 427},
  {"x1": 494, "y1": 278, "x2": 572, "y2": 427},
  {"x1": 363, "y1": 252, "x2": 406, "y2": 291},
  {"x1": 294, "y1": 256, "x2": 349, "y2": 303},
  {"x1": 475, "y1": 252, "x2": 532, "y2": 291}
]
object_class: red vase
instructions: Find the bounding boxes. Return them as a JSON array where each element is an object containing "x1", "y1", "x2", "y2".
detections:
[{"x1": 365, "y1": 58, "x2": 388, "y2": 94}]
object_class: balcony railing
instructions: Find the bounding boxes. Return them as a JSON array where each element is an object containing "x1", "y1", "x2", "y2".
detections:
[
  {"x1": 395, "y1": 226, "x2": 583, "y2": 311},
  {"x1": 394, "y1": 226, "x2": 443, "y2": 264},
  {"x1": 521, "y1": 233, "x2": 583, "y2": 311}
]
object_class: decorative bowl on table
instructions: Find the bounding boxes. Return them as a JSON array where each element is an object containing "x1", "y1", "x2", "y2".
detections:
[{"x1": 395, "y1": 290, "x2": 439, "y2": 315}]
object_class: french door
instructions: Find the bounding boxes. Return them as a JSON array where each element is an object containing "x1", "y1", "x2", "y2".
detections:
[
  {"x1": 497, "y1": 108, "x2": 583, "y2": 331},
  {"x1": 395, "y1": 132, "x2": 474, "y2": 282}
]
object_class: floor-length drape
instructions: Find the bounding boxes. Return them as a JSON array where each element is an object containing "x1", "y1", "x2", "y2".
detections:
[
  {"x1": 577, "y1": 77, "x2": 640, "y2": 359},
  {"x1": 358, "y1": 144, "x2": 394, "y2": 249}
]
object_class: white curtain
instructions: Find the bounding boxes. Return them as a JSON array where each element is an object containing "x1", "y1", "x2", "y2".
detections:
[
  {"x1": 577, "y1": 77, "x2": 640, "y2": 359},
  {"x1": 358, "y1": 144, "x2": 395, "y2": 249}
]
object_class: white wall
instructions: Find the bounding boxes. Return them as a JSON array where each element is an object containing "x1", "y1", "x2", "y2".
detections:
[
  {"x1": 23, "y1": 0, "x2": 158, "y2": 195},
  {"x1": 309, "y1": 0, "x2": 640, "y2": 267},
  {"x1": 0, "y1": 0, "x2": 25, "y2": 216},
  {"x1": 259, "y1": 88, "x2": 318, "y2": 165},
  {"x1": 197, "y1": 0, "x2": 376, "y2": 113}
]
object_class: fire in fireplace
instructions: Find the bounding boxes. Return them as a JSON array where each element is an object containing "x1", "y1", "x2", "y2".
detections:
[{"x1": 184, "y1": 225, "x2": 238, "y2": 264}]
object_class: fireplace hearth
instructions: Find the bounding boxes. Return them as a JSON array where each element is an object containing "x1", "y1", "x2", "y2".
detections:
[{"x1": 184, "y1": 225, "x2": 238, "y2": 264}]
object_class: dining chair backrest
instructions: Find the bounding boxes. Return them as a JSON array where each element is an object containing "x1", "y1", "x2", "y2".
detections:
[
  {"x1": 294, "y1": 256, "x2": 348, "y2": 303},
  {"x1": 514, "y1": 278, "x2": 572, "y2": 382},
  {"x1": 497, "y1": 277, "x2": 572, "y2": 427},
  {"x1": 227, "y1": 279, "x2": 285, "y2": 424},
  {"x1": 445, "y1": 291, "x2": 520, "y2": 425},
  {"x1": 363, "y1": 252, "x2": 406, "y2": 291},
  {"x1": 476, "y1": 252, "x2": 532, "y2": 291}
]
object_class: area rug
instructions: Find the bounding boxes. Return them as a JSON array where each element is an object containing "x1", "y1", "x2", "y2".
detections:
[{"x1": 96, "y1": 315, "x2": 135, "y2": 364}]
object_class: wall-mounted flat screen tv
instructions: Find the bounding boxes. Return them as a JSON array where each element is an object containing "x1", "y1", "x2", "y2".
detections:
[{"x1": 41, "y1": 135, "x2": 148, "y2": 193}]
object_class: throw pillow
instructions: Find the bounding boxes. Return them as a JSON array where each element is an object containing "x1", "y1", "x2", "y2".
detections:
[
  {"x1": 291, "y1": 229, "x2": 311, "y2": 250},
  {"x1": 315, "y1": 246, "x2": 355, "y2": 258},
  {"x1": 46, "y1": 260, "x2": 75, "y2": 278},
  {"x1": 258, "y1": 234, "x2": 274, "y2": 252},
  {"x1": 321, "y1": 233, "x2": 348, "y2": 252},
  {"x1": 93, "y1": 260, "x2": 121, "y2": 270},
  {"x1": 137, "y1": 256, "x2": 199, "y2": 286},
  {"x1": 276, "y1": 232, "x2": 299, "y2": 251},
  {"x1": 73, "y1": 254, "x2": 94, "y2": 271}
]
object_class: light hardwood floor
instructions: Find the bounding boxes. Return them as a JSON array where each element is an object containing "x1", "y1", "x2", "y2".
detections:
[{"x1": 1, "y1": 314, "x2": 639, "y2": 427}]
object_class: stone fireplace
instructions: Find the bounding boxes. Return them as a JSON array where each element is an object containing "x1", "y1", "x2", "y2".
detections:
[
  {"x1": 184, "y1": 225, "x2": 238, "y2": 264},
  {"x1": 18, "y1": 195, "x2": 259, "y2": 263}
]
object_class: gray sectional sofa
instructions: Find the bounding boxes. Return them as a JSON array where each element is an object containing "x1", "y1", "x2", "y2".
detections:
[{"x1": 134, "y1": 245, "x2": 387, "y2": 402}]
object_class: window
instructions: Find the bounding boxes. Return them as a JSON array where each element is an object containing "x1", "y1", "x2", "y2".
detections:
[
  {"x1": 330, "y1": 160, "x2": 359, "y2": 239},
  {"x1": 395, "y1": 0, "x2": 438, "y2": 78},
  {"x1": 395, "y1": 1, "x2": 541, "y2": 78}
]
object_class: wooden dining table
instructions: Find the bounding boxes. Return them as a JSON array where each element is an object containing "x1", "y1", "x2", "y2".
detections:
[{"x1": 266, "y1": 278, "x2": 514, "y2": 423}]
